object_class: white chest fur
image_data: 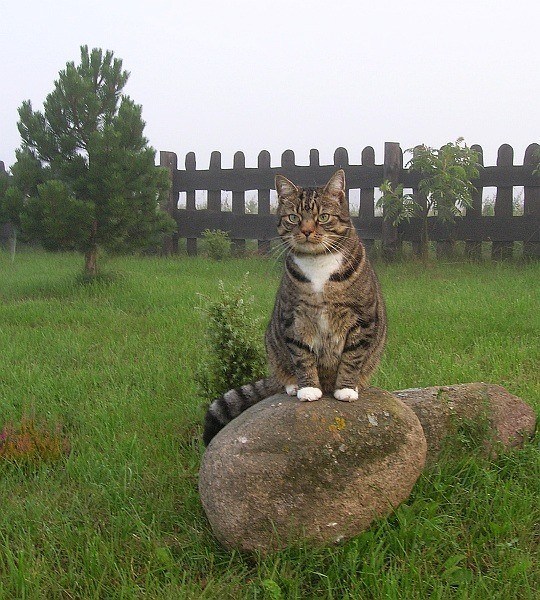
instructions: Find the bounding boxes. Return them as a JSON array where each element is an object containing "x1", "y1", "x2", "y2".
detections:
[{"x1": 293, "y1": 252, "x2": 343, "y2": 293}]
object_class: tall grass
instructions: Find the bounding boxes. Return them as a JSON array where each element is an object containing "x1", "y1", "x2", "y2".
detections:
[{"x1": 0, "y1": 249, "x2": 538, "y2": 599}]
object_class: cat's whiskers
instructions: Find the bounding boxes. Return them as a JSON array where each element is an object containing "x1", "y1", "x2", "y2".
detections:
[
  {"x1": 325, "y1": 245, "x2": 355, "y2": 275},
  {"x1": 268, "y1": 238, "x2": 293, "y2": 265},
  {"x1": 325, "y1": 231, "x2": 356, "y2": 253},
  {"x1": 268, "y1": 241, "x2": 288, "y2": 259},
  {"x1": 321, "y1": 236, "x2": 356, "y2": 272}
]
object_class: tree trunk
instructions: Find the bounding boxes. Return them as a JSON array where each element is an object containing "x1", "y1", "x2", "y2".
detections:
[
  {"x1": 84, "y1": 220, "x2": 99, "y2": 277},
  {"x1": 84, "y1": 246, "x2": 98, "y2": 277},
  {"x1": 8, "y1": 226, "x2": 17, "y2": 262},
  {"x1": 420, "y1": 213, "x2": 430, "y2": 262}
]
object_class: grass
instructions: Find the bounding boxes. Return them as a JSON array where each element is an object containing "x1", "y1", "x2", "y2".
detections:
[{"x1": 0, "y1": 249, "x2": 538, "y2": 599}]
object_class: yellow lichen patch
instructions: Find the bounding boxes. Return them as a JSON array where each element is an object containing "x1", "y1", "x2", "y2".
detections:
[{"x1": 329, "y1": 417, "x2": 346, "y2": 433}]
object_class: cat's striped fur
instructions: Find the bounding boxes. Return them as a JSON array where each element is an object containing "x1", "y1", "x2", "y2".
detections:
[{"x1": 203, "y1": 169, "x2": 387, "y2": 445}]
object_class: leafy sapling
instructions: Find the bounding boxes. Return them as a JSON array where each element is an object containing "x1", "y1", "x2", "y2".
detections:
[{"x1": 378, "y1": 138, "x2": 479, "y2": 259}]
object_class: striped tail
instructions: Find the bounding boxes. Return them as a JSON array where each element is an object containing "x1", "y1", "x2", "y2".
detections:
[{"x1": 203, "y1": 377, "x2": 282, "y2": 446}]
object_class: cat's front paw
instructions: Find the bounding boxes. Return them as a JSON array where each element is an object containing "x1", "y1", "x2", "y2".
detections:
[
  {"x1": 334, "y1": 388, "x2": 358, "y2": 402},
  {"x1": 285, "y1": 384, "x2": 298, "y2": 396},
  {"x1": 297, "y1": 387, "x2": 323, "y2": 402}
]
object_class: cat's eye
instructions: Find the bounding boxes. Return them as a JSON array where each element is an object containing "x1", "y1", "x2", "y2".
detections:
[
  {"x1": 318, "y1": 213, "x2": 331, "y2": 223},
  {"x1": 287, "y1": 214, "x2": 300, "y2": 224}
]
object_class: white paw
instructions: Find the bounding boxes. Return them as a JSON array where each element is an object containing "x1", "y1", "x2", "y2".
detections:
[
  {"x1": 334, "y1": 388, "x2": 358, "y2": 402},
  {"x1": 285, "y1": 384, "x2": 298, "y2": 396},
  {"x1": 297, "y1": 387, "x2": 323, "y2": 402}
]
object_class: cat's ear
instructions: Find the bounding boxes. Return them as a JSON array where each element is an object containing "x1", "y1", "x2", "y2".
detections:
[
  {"x1": 324, "y1": 170, "x2": 346, "y2": 199},
  {"x1": 275, "y1": 175, "x2": 298, "y2": 200}
]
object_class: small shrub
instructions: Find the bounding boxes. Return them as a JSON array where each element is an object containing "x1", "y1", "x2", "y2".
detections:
[
  {"x1": 201, "y1": 229, "x2": 232, "y2": 260},
  {"x1": 196, "y1": 275, "x2": 267, "y2": 399},
  {"x1": 0, "y1": 417, "x2": 70, "y2": 465}
]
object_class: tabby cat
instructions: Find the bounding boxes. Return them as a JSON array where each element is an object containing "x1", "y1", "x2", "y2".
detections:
[{"x1": 203, "y1": 169, "x2": 387, "y2": 445}]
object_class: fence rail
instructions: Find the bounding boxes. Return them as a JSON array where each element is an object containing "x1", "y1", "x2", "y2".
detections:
[{"x1": 160, "y1": 142, "x2": 540, "y2": 260}]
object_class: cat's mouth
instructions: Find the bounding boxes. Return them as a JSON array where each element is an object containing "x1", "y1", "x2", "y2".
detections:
[{"x1": 290, "y1": 235, "x2": 327, "y2": 255}]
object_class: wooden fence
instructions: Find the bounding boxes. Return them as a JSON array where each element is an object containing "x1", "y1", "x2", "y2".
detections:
[
  {"x1": 2, "y1": 145, "x2": 539, "y2": 258},
  {"x1": 159, "y1": 142, "x2": 540, "y2": 260}
]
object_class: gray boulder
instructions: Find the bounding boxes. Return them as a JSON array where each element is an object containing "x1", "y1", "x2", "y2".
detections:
[
  {"x1": 395, "y1": 382, "x2": 536, "y2": 463},
  {"x1": 199, "y1": 388, "x2": 426, "y2": 552}
]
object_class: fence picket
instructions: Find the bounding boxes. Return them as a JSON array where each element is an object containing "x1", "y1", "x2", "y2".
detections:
[
  {"x1": 208, "y1": 151, "x2": 222, "y2": 212},
  {"x1": 159, "y1": 151, "x2": 178, "y2": 255},
  {"x1": 359, "y1": 146, "x2": 376, "y2": 253},
  {"x1": 232, "y1": 151, "x2": 246, "y2": 255},
  {"x1": 382, "y1": 142, "x2": 402, "y2": 260},
  {"x1": 523, "y1": 143, "x2": 540, "y2": 259},
  {"x1": 281, "y1": 149, "x2": 295, "y2": 171},
  {"x1": 465, "y1": 145, "x2": 484, "y2": 260},
  {"x1": 185, "y1": 152, "x2": 197, "y2": 256},
  {"x1": 334, "y1": 147, "x2": 350, "y2": 208},
  {"x1": 492, "y1": 144, "x2": 514, "y2": 260},
  {"x1": 257, "y1": 150, "x2": 272, "y2": 255}
]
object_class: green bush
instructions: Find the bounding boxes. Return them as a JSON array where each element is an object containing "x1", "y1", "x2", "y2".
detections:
[
  {"x1": 196, "y1": 276, "x2": 267, "y2": 399},
  {"x1": 201, "y1": 228, "x2": 231, "y2": 260}
]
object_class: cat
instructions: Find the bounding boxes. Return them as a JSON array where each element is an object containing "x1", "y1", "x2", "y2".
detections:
[{"x1": 203, "y1": 169, "x2": 387, "y2": 445}]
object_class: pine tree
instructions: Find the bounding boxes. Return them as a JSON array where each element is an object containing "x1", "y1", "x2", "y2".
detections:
[{"x1": 13, "y1": 45, "x2": 174, "y2": 275}]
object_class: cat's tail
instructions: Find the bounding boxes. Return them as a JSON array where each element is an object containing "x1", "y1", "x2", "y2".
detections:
[{"x1": 203, "y1": 376, "x2": 282, "y2": 446}]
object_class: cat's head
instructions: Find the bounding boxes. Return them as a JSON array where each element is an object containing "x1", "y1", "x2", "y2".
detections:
[{"x1": 274, "y1": 170, "x2": 352, "y2": 255}]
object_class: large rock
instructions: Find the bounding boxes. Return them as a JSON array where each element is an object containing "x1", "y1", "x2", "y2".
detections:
[
  {"x1": 199, "y1": 388, "x2": 426, "y2": 552},
  {"x1": 394, "y1": 383, "x2": 537, "y2": 463}
]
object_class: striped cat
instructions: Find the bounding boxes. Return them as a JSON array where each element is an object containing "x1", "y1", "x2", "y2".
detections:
[{"x1": 203, "y1": 169, "x2": 387, "y2": 445}]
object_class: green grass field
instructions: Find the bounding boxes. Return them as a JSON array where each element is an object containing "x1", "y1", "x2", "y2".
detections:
[{"x1": 0, "y1": 250, "x2": 538, "y2": 599}]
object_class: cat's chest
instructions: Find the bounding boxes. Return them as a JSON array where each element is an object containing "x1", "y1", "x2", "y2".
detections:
[{"x1": 292, "y1": 252, "x2": 343, "y2": 293}]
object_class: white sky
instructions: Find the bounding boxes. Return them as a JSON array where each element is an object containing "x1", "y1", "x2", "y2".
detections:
[{"x1": 1, "y1": 0, "x2": 539, "y2": 171}]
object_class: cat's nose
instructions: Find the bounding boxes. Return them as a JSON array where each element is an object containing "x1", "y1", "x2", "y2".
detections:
[{"x1": 300, "y1": 222, "x2": 316, "y2": 237}]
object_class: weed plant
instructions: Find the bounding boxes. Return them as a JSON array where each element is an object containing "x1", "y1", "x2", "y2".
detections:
[
  {"x1": 201, "y1": 229, "x2": 232, "y2": 260},
  {"x1": 0, "y1": 417, "x2": 70, "y2": 464},
  {"x1": 196, "y1": 276, "x2": 267, "y2": 399}
]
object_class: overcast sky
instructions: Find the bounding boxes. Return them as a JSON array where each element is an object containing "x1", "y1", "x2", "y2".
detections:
[{"x1": 1, "y1": 0, "x2": 539, "y2": 172}]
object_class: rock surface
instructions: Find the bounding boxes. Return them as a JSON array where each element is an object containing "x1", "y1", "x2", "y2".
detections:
[
  {"x1": 199, "y1": 388, "x2": 426, "y2": 552},
  {"x1": 394, "y1": 383, "x2": 537, "y2": 463}
]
